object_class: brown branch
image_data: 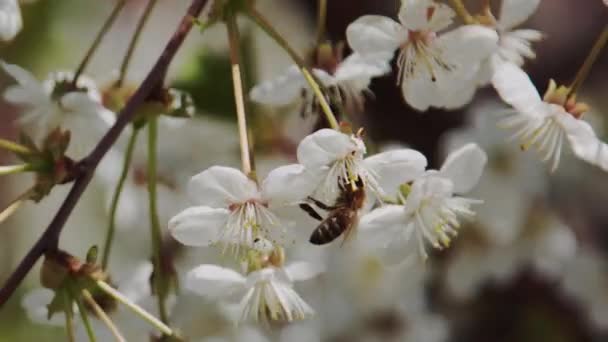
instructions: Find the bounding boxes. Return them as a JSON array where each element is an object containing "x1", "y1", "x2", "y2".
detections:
[{"x1": 0, "y1": 0, "x2": 209, "y2": 308}]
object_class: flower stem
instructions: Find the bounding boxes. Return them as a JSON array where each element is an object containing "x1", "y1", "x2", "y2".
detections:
[
  {"x1": 226, "y1": 11, "x2": 254, "y2": 177},
  {"x1": 81, "y1": 289, "x2": 126, "y2": 342},
  {"x1": 96, "y1": 280, "x2": 175, "y2": 337},
  {"x1": 146, "y1": 115, "x2": 170, "y2": 326},
  {"x1": 64, "y1": 291, "x2": 76, "y2": 342},
  {"x1": 73, "y1": 292, "x2": 97, "y2": 342},
  {"x1": 117, "y1": 0, "x2": 159, "y2": 87},
  {"x1": 568, "y1": 24, "x2": 608, "y2": 99},
  {"x1": 72, "y1": 0, "x2": 127, "y2": 86},
  {"x1": 315, "y1": 0, "x2": 328, "y2": 46},
  {"x1": 0, "y1": 164, "x2": 33, "y2": 176},
  {"x1": 246, "y1": 4, "x2": 340, "y2": 130},
  {"x1": 101, "y1": 128, "x2": 140, "y2": 270},
  {"x1": 448, "y1": 0, "x2": 475, "y2": 25},
  {"x1": 0, "y1": 138, "x2": 33, "y2": 155}
]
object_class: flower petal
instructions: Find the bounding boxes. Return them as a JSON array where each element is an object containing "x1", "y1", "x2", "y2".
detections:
[
  {"x1": 0, "y1": 61, "x2": 45, "y2": 96},
  {"x1": 492, "y1": 62, "x2": 543, "y2": 117},
  {"x1": 261, "y1": 164, "x2": 318, "y2": 205},
  {"x1": 439, "y1": 143, "x2": 487, "y2": 193},
  {"x1": 498, "y1": 0, "x2": 541, "y2": 31},
  {"x1": 0, "y1": 0, "x2": 21, "y2": 41},
  {"x1": 249, "y1": 65, "x2": 306, "y2": 106},
  {"x1": 346, "y1": 15, "x2": 403, "y2": 59},
  {"x1": 284, "y1": 262, "x2": 325, "y2": 282},
  {"x1": 438, "y1": 25, "x2": 498, "y2": 65},
  {"x1": 169, "y1": 206, "x2": 230, "y2": 247},
  {"x1": 188, "y1": 166, "x2": 259, "y2": 207},
  {"x1": 296, "y1": 129, "x2": 361, "y2": 169},
  {"x1": 185, "y1": 264, "x2": 246, "y2": 299},
  {"x1": 557, "y1": 111, "x2": 608, "y2": 172},
  {"x1": 363, "y1": 148, "x2": 427, "y2": 197},
  {"x1": 333, "y1": 53, "x2": 391, "y2": 85}
]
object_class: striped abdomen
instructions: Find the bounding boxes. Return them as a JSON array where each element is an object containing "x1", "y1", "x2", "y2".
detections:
[{"x1": 309, "y1": 208, "x2": 357, "y2": 245}]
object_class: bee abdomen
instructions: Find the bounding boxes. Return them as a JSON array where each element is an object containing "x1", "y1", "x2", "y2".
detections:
[{"x1": 310, "y1": 214, "x2": 347, "y2": 245}]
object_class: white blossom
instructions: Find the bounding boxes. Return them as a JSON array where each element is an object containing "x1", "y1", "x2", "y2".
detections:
[
  {"x1": 477, "y1": 0, "x2": 543, "y2": 84},
  {"x1": 359, "y1": 144, "x2": 486, "y2": 262},
  {"x1": 185, "y1": 261, "x2": 322, "y2": 324},
  {"x1": 346, "y1": 0, "x2": 498, "y2": 110},
  {"x1": 0, "y1": 62, "x2": 113, "y2": 157},
  {"x1": 249, "y1": 50, "x2": 389, "y2": 111},
  {"x1": 0, "y1": 0, "x2": 21, "y2": 41},
  {"x1": 296, "y1": 128, "x2": 427, "y2": 203},
  {"x1": 492, "y1": 62, "x2": 608, "y2": 172},
  {"x1": 169, "y1": 165, "x2": 316, "y2": 254}
]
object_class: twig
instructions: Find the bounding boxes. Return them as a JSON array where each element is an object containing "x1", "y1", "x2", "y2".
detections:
[{"x1": 0, "y1": 0, "x2": 210, "y2": 308}]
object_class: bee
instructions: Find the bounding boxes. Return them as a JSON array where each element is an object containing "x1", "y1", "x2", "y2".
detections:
[{"x1": 299, "y1": 176, "x2": 365, "y2": 245}]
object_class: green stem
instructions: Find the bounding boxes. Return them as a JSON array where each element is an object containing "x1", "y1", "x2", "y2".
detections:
[
  {"x1": 146, "y1": 116, "x2": 170, "y2": 325},
  {"x1": 101, "y1": 128, "x2": 140, "y2": 270},
  {"x1": 73, "y1": 293, "x2": 97, "y2": 342},
  {"x1": 0, "y1": 138, "x2": 33, "y2": 155},
  {"x1": 568, "y1": 24, "x2": 608, "y2": 99},
  {"x1": 63, "y1": 291, "x2": 75, "y2": 342},
  {"x1": 0, "y1": 164, "x2": 33, "y2": 176},
  {"x1": 117, "y1": 0, "x2": 159, "y2": 86},
  {"x1": 72, "y1": 0, "x2": 127, "y2": 86},
  {"x1": 81, "y1": 289, "x2": 126, "y2": 342},
  {"x1": 448, "y1": 0, "x2": 475, "y2": 24},
  {"x1": 96, "y1": 280, "x2": 174, "y2": 337},
  {"x1": 315, "y1": 0, "x2": 327, "y2": 46},
  {"x1": 226, "y1": 10, "x2": 254, "y2": 177},
  {"x1": 246, "y1": 4, "x2": 340, "y2": 130}
]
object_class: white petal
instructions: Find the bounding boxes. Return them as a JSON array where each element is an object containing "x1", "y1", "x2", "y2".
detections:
[
  {"x1": 333, "y1": 53, "x2": 391, "y2": 84},
  {"x1": 439, "y1": 143, "x2": 487, "y2": 193},
  {"x1": 359, "y1": 205, "x2": 406, "y2": 237},
  {"x1": 185, "y1": 264, "x2": 246, "y2": 299},
  {"x1": 557, "y1": 111, "x2": 608, "y2": 171},
  {"x1": 438, "y1": 25, "x2": 498, "y2": 65},
  {"x1": 249, "y1": 65, "x2": 306, "y2": 106},
  {"x1": 491, "y1": 62, "x2": 543, "y2": 117},
  {"x1": 296, "y1": 129, "x2": 359, "y2": 168},
  {"x1": 400, "y1": 0, "x2": 453, "y2": 31},
  {"x1": 346, "y1": 15, "x2": 403, "y2": 58},
  {"x1": 188, "y1": 166, "x2": 259, "y2": 207},
  {"x1": 0, "y1": 61, "x2": 44, "y2": 94},
  {"x1": 261, "y1": 164, "x2": 317, "y2": 205},
  {"x1": 0, "y1": 0, "x2": 21, "y2": 41},
  {"x1": 169, "y1": 206, "x2": 230, "y2": 246},
  {"x1": 284, "y1": 262, "x2": 324, "y2": 282},
  {"x1": 363, "y1": 148, "x2": 427, "y2": 197},
  {"x1": 498, "y1": 0, "x2": 541, "y2": 31}
]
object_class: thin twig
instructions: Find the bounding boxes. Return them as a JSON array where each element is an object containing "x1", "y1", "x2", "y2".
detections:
[
  {"x1": 117, "y1": 0, "x2": 159, "y2": 86},
  {"x1": 568, "y1": 24, "x2": 608, "y2": 99},
  {"x1": 0, "y1": 0, "x2": 210, "y2": 308},
  {"x1": 72, "y1": 0, "x2": 128, "y2": 86},
  {"x1": 226, "y1": 11, "x2": 253, "y2": 176}
]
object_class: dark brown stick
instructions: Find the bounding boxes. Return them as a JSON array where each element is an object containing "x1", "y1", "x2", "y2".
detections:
[{"x1": 0, "y1": 0, "x2": 209, "y2": 308}]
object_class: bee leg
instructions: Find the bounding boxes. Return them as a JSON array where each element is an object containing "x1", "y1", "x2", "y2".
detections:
[
  {"x1": 306, "y1": 196, "x2": 337, "y2": 211},
  {"x1": 299, "y1": 203, "x2": 323, "y2": 221}
]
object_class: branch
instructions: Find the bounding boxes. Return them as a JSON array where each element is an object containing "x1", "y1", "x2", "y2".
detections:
[{"x1": 0, "y1": 0, "x2": 209, "y2": 308}]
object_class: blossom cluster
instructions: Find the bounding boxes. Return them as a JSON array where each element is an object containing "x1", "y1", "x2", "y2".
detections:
[{"x1": 0, "y1": 0, "x2": 606, "y2": 340}]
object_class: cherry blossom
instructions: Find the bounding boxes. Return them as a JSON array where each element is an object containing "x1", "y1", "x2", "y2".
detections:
[
  {"x1": 492, "y1": 62, "x2": 608, "y2": 172},
  {"x1": 346, "y1": 0, "x2": 498, "y2": 110},
  {"x1": 185, "y1": 255, "x2": 323, "y2": 324},
  {"x1": 169, "y1": 165, "x2": 316, "y2": 254},
  {"x1": 359, "y1": 144, "x2": 487, "y2": 262}
]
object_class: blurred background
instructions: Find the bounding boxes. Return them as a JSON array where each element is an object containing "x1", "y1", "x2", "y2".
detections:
[{"x1": 0, "y1": 0, "x2": 607, "y2": 341}]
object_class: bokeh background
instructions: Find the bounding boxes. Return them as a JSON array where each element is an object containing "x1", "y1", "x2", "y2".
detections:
[{"x1": 0, "y1": 0, "x2": 607, "y2": 341}]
